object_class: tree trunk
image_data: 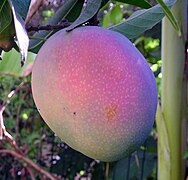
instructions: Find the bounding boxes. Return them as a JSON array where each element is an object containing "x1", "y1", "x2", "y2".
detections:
[{"x1": 157, "y1": 0, "x2": 187, "y2": 179}]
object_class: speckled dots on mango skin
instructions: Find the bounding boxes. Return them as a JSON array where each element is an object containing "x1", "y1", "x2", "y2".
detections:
[{"x1": 32, "y1": 26, "x2": 158, "y2": 162}]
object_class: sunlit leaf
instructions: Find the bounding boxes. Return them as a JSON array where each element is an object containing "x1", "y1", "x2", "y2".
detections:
[
  {"x1": 103, "y1": 13, "x2": 111, "y2": 28},
  {"x1": 110, "y1": 5, "x2": 123, "y2": 24},
  {"x1": 8, "y1": 0, "x2": 29, "y2": 66},
  {"x1": 109, "y1": 0, "x2": 176, "y2": 39},
  {"x1": 0, "y1": 48, "x2": 36, "y2": 77}
]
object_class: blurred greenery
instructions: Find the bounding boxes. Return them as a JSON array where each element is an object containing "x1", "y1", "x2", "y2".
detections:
[{"x1": 42, "y1": 10, "x2": 55, "y2": 24}]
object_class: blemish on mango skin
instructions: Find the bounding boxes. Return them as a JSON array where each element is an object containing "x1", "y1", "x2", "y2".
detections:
[{"x1": 105, "y1": 104, "x2": 118, "y2": 121}]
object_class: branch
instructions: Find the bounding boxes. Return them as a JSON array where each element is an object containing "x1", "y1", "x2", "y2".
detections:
[
  {"x1": 0, "y1": 82, "x2": 25, "y2": 139},
  {"x1": 25, "y1": 16, "x2": 100, "y2": 33},
  {"x1": 26, "y1": 22, "x2": 71, "y2": 32},
  {"x1": 0, "y1": 149, "x2": 59, "y2": 180},
  {"x1": 0, "y1": 82, "x2": 61, "y2": 179}
]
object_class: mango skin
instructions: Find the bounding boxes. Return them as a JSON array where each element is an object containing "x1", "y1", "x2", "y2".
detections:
[{"x1": 31, "y1": 26, "x2": 158, "y2": 162}]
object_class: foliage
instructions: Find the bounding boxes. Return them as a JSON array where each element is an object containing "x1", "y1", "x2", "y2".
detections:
[
  {"x1": 0, "y1": 0, "x2": 29, "y2": 64},
  {"x1": 0, "y1": 49, "x2": 35, "y2": 77}
]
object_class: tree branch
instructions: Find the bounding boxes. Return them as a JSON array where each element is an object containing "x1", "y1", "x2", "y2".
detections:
[
  {"x1": 0, "y1": 149, "x2": 59, "y2": 180},
  {"x1": 0, "y1": 82, "x2": 25, "y2": 139},
  {"x1": 0, "y1": 82, "x2": 61, "y2": 179},
  {"x1": 26, "y1": 23, "x2": 71, "y2": 32}
]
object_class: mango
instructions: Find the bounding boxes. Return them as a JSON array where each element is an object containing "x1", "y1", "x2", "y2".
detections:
[{"x1": 31, "y1": 26, "x2": 158, "y2": 162}]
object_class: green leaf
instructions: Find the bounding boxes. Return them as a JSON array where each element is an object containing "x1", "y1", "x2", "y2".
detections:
[
  {"x1": 0, "y1": 0, "x2": 15, "y2": 51},
  {"x1": 115, "y1": 0, "x2": 152, "y2": 9},
  {"x1": 110, "y1": 5, "x2": 123, "y2": 24},
  {"x1": 156, "y1": 0, "x2": 181, "y2": 36},
  {"x1": 66, "y1": 0, "x2": 103, "y2": 31},
  {"x1": 11, "y1": 0, "x2": 31, "y2": 19},
  {"x1": 103, "y1": 13, "x2": 111, "y2": 28},
  {"x1": 0, "y1": 0, "x2": 12, "y2": 31},
  {"x1": 29, "y1": 0, "x2": 79, "y2": 53},
  {"x1": 8, "y1": 0, "x2": 29, "y2": 66},
  {"x1": 109, "y1": 0, "x2": 176, "y2": 39},
  {"x1": 0, "y1": 48, "x2": 36, "y2": 77},
  {"x1": 0, "y1": 0, "x2": 29, "y2": 64},
  {"x1": 65, "y1": 0, "x2": 85, "y2": 22}
]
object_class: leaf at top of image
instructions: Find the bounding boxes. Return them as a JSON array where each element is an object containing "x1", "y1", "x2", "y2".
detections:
[
  {"x1": 0, "y1": 0, "x2": 12, "y2": 32},
  {"x1": 109, "y1": 0, "x2": 176, "y2": 39},
  {"x1": 156, "y1": 0, "x2": 181, "y2": 36},
  {"x1": 0, "y1": 0, "x2": 15, "y2": 52},
  {"x1": 10, "y1": 0, "x2": 31, "y2": 19},
  {"x1": 0, "y1": 0, "x2": 30, "y2": 65},
  {"x1": 115, "y1": 0, "x2": 152, "y2": 9},
  {"x1": 65, "y1": 0, "x2": 85, "y2": 22},
  {"x1": 66, "y1": 0, "x2": 103, "y2": 31}
]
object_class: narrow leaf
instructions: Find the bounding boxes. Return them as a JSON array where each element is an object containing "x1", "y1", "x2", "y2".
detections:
[
  {"x1": 8, "y1": 0, "x2": 29, "y2": 66},
  {"x1": 115, "y1": 0, "x2": 152, "y2": 9},
  {"x1": 66, "y1": 0, "x2": 102, "y2": 31},
  {"x1": 156, "y1": 0, "x2": 181, "y2": 36},
  {"x1": 109, "y1": 0, "x2": 176, "y2": 39},
  {"x1": 65, "y1": 0, "x2": 85, "y2": 22},
  {"x1": 29, "y1": 0, "x2": 79, "y2": 53}
]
